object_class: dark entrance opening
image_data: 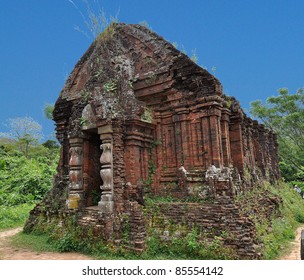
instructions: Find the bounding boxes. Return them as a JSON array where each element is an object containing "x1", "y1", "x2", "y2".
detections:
[{"x1": 83, "y1": 131, "x2": 102, "y2": 207}]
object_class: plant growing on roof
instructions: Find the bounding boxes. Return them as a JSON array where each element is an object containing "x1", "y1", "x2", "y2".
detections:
[
  {"x1": 69, "y1": 0, "x2": 119, "y2": 40},
  {"x1": 81, "y1": 89, "x2": 91, "y2": 102},
  {"x1": 80, "y1": 116, "x2": 87, "y2": 126},
  {"x1": 103, "y1": 80, "x2": 117, "y2": 93}
]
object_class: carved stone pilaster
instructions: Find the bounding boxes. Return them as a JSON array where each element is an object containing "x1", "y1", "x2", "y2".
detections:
[
  {"x1": 98, "y1": 125, "x2": 114, "y2": 215},
  {"x1": 67, "y1": 138, "x2": 84, "y2": 210}
]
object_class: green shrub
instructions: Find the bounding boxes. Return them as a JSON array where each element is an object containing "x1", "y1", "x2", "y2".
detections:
[
  {"x1": 0, "y1": 146, "x2": 58, "y2": 206},
  {"x1": 241, "y1": 181, "x2": 304, "y2": 259},
  {"x1": 143, "y1": 227, "x2": 236, "y2": 260},
  {"x1": 0, "y1": 203, "x2": 34, "y2": 230}
]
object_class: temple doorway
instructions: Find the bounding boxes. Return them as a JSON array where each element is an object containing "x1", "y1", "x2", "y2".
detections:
[{"x1": 83, "y1": 131, "x2": 102, "y2": 207}]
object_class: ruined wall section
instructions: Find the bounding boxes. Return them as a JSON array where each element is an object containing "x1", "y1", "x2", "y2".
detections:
[
  {"x1": 148, "y1": 200, "x2": 260, "y2": 259},
  {"x1": 121, "y1": 25, "x2": 228, "y2": 196},
  {"x1": 228, "y1": 98, "x2": 280, "y2": 188},
  {"x1": 119, "y1": 24, "x2": 280, "y2": 196}
]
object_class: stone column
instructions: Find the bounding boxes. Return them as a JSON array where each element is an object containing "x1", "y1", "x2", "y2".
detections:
[
  {"x1": 221, "y1": 108, "x2": 232, "y2": 167},
  {"x1": 201, "y1": 105, "x2": 223, "y2": 168},
  {"x1": 209, "y1": 106, "x2": 223, "y2": 168},
  {"x1": 229, "y1": 114, "x2": 245, "y2": 172},
  {"x1": 98, "y1": 125, "x2": 114, "y2": 214},
  {"x1": 67, "y1": 138, "x2": 84, "y2": 210}
]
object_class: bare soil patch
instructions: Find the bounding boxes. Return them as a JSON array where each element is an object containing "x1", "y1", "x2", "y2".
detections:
[
  {"x1": 0, "y1": 227, "x2": 92, "y2": 260},
  {"x1": 279, "y1": 225, "x2": 304, "y2": 260}
]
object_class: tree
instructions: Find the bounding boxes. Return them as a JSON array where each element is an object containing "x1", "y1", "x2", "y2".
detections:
[
  {"x1": 250, "y1": 88, "x2": 304, "y2": 180},
  {"x1": 43, "y1": 103, "x2": 54, "y2": 120},
  {"x1": 42, "y1": 139, "x2": 59, "y2": 149},
  {"x1": 0, "y1": 117, "x2": 42, "y2": 158}
]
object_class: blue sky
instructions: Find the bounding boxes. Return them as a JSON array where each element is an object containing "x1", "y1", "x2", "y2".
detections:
[{"x1": 0, "y1": 0, "x2": 303, "y2": 140}]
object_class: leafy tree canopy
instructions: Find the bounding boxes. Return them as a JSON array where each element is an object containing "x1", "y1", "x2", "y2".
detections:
[{"x1": 250, "y1": 88, "x2": 304, "y2": 180}]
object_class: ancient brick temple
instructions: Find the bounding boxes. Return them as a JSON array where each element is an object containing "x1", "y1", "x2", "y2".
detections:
[{"x1": 26, "y1": 23, "x2": 280, "y2": 258}]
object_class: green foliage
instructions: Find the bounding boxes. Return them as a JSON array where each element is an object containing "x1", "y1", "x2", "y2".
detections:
[
  {"x1": 55, "y1": 232, "x2": 82, "y2": 252},
  {"x1": 144, "y1": 226, "x2": 236, "y2": 260},
  {"x1": 103, "y1": 80, "x2": 117, "y2": 93},
  {"x1": 10, "y1": 231, "x2": 58, "y2": 252},
  {"x1": 224, "y1": 97, "x2": 232, "y2": 108},
  {"x1": 20, "y1": 213, "x2": 235, "y2": 260},
  {"x1": 42, "y1": 140, "x2": 60, "y2": 150},
  {"x1": 24, "y1": 217, "x2": 117, "y2": 257},
  {"x1": 0, "y1": 116, "x2": 59, "y2": 231},
  {"x1": 91, "y1": 190, "x2": 100, "y2": 205},
  {"x1": 0, "y1": 143, "x2": 59, "y2": 207},
  {"x1": 250, "y1": 88, "x2": 304, "y2": 180},
  {"x1": 81, "y1": 89, "x2": 91, "y2": 102},
  {"x1": 0, "y1": 203, "x2": 34, "y2": 230},
  {"x1": 143, "y1": 160, "x2": 155, "y2": 191},
  {"x1": 237, "y1": 181, "x2": 304, "y2": 259},
  {"x1": 80, "y1": 116, "x2": 87, "y2": 126},
  {"x1": 289, "y1": 181, "x2": 304, "y2": 194},
  {"x1": 43, "y1": 103, "x2": 54, "y2": 120}
]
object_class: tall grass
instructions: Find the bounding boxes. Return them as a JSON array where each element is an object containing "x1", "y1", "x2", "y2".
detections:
[{"x1": 69, "y1": 0, "x2": 119, "y2": 40}]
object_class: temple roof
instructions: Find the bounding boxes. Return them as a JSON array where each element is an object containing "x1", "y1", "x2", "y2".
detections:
[
  {"x1": 57, "y1": 22, "x2": 221, "y2": 103},
  {"x1": 53, "y1": 23, "x2": 228, "y2": 137}
]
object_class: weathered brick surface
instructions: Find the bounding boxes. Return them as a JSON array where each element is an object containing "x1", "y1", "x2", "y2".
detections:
[
  {"x1": 150, "y1": 200, "x2": 260, "y2": 259},
  {"x1": 25, "y1": 23, "x2": 280, "y2": 259}
]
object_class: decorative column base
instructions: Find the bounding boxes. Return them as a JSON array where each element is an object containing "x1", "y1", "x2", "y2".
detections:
[{"x1": 98, "y1": 199, "x2": 114, "y2": 214}]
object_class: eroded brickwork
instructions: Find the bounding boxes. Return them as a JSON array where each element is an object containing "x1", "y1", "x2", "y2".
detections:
[{"x1": 25, "y1": 23, "x2": 280, "y2": 259}]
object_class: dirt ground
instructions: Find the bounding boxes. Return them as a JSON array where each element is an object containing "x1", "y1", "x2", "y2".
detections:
[
  {"x1": 279, "y1": 225, "x2": 304, "y2": 260},
  {"x1": 0, "y1": 227, "x2": 92, "y2": 260}
]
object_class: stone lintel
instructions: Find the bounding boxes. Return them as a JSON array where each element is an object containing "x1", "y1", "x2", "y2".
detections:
[{"x1": 98, "y1": 124, "x2": 113, "y2": 135}]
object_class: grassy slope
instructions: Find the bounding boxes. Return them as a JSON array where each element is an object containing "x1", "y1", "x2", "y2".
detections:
[{"x1": 236, "y1": 181, "x2": 304, "y2": 259}]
